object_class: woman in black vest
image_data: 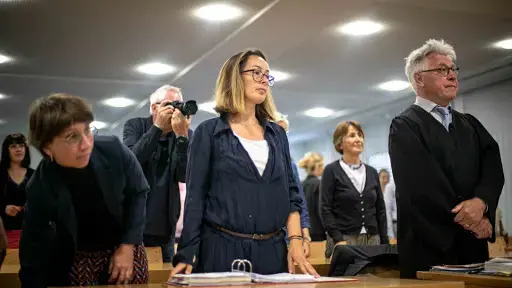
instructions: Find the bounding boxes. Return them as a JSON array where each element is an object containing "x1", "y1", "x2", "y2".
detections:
[{"x1": 320, "y1": 121, "x2": 388, "y2": 257}]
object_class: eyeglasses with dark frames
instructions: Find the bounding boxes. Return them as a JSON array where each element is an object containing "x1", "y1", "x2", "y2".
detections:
[
  {"x1": 241, "y1": 69, "x2": 275, "y2": 87},
  {"x1": 419, "y1": 65, "x2": 459, "y2": 77}
]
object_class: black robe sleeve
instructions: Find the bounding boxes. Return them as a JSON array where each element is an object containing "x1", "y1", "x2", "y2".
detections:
[
  {"x1": 389, "y1": 116, "x2": 457, "y2": 251},
  {"x1": 466, "y1": 114, "x2": 504, "y2": 242}
]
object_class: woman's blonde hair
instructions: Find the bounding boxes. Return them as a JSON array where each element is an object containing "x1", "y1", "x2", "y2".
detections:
[
  {"x1": 214, "y1": 49, "x2": 277, "y2": 121},
  {"x1": 298, "y1": 152, "x2": 324, "y2": 174}
]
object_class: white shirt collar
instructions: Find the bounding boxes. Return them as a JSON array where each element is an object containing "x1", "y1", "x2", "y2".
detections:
[{"x1": 414, "y1": 96, "x2": 439, "y2": 113}]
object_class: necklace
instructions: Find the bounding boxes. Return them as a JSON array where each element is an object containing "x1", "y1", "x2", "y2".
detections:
[{"x1": 229, "y1": 119, "x2": 260, "y2": 126}]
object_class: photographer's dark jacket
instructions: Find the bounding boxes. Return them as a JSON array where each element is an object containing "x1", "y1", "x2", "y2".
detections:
[{"x1": 123, "y1": 116, "x2": 192, "y2": 238}]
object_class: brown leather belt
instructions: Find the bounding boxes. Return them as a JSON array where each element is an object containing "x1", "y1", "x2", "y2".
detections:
[{"x1": 214, "y1": 224, "x2": 280, "y2": 240}]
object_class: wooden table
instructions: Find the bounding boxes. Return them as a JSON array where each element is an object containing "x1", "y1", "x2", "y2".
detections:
[
  {"x1": 63, "y1": 276, "x2": 464, "y2": 287},
  {"x1": 417, "y1": 271, "x2": 512, "y2": 288},
  {"x1": 1, "y1": 264, "x2": 464, "y2": 287},
  {"x1": 0, "y1": 262, "x2": 331, "y2": 287}
]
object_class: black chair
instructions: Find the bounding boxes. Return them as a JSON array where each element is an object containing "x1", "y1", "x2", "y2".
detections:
[{"x1": 329, "y1": 244, "x2": 399, "y2": 277}]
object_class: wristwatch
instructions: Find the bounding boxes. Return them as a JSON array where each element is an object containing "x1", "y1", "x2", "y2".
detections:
[{"x1": 176, "y1": 135, "x2": 188, "y2": 145}]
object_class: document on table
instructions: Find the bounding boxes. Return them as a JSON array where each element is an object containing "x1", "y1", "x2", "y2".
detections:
[{"x1": 168, "y1": 272, "x2": 358, "y2": 286}]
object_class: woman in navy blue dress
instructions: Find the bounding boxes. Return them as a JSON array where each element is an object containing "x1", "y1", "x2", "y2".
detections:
[{"x1": 170, "y1": 49, "x2": 318, "y2": 277}]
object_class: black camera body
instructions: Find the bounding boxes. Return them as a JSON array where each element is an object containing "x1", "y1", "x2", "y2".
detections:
[{"x1": 166, "y1": 100, "x2": 198, "y2": 116}]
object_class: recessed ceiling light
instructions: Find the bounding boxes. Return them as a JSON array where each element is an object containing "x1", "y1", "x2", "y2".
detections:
[
  {"x1": 377, "y1": 80, "x2": 410, "y2": 91},
  {"x1": 91, "y1": 121, "x2": 108, "y2": 129},
  {"x1": 0, "y1": 54, "x2": 12, "y2": 64},
  {"x1": 272, "y1": 70, "x2": 291, "y2": 82},
  {"x1": 198, "y1": 101, "x2": 217, "y2": 114},
  {"x1": 0, "y1": 93, "x2": 8, "y2": 99},
  {"x1": 102, "y1": 97, "x2": 136, "y2": 108},
  {"x1": 0, "y1": 119, "x2": 6, "y2": 125},
  {"x1": 136, "y1": 62, "x2": 176, "y2": 75},
  {"x1": 494, "y1": 38, "x2": 512, "y2": 50},
  {"x1": 338, "y1": 20, "x2": 384, "y2": 36},
  {"x1": 193, "y1": 3, "x2": 244, "y2": 22},
  {"x1": 303, "y1": 107, "x2": 334, "y2": 118}
]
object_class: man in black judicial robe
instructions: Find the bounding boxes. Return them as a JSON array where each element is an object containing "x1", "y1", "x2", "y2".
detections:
[{"x1": 389, "y1": 39, "x2": 505, "y2": 278}]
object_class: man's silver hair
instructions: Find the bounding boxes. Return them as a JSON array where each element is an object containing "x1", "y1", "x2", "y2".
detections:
[
  {"x1": 405, "y1": 39, "x2": 457, "y2": 94},
  {"x1": 149, "y1": 85, "x2": 183, "y2": 113}
]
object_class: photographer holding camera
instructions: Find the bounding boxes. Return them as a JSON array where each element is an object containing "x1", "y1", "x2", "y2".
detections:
[{"x1": 123, "y1": 85, "x2": 193, "y2": 262}]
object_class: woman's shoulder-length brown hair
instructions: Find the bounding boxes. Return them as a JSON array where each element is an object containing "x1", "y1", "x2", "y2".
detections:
[
  {"x1": 214, "y1": 48, "x2": 277, "y2": 121},
  {"x1": 28, "y1": 93, "x2": 94, "y2": 158}
]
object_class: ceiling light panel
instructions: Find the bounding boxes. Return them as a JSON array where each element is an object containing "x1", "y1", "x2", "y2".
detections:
[
  {"x1": 0, "y1": 54, "x2": 12, "y2": 64},
  {"x1": 102, "y1": 97, "x2": 136, "y2": 108},
  {"x1": 303, "y1": 107, "x2": 334, "y2": 118},
  {"x1": 193, "y1": 3, "x2": 244, "y2": 22},
  {"x1": 494, "y1": 38, "x2": 512, "y2": 50},
  {"x1": 377, "y1": 80, "x2": 410, "y2": 91},
  {"x1": 338, "y1": 20, "x2": 384, "y2": 36},
  {"x1": 91, "y1": 121, "x2": 108, "y2": 129},
  {"x1": 272, "y1": 70, "x2": 291, "y2": 82},
  {"x1": 136, "y1": 62, "x2": 176, "y2": 75}
]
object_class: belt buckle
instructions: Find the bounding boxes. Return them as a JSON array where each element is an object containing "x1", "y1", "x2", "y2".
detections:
[{"x1": 252, "y1": 234, "x2": 263, "y2": 240}]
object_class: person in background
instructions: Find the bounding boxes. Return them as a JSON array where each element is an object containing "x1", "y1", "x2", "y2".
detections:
[
  {"x1": 20, "y1": 94, "x2": 150, "y2": 287},
  {"x1": 378, "y1": 169, "x2": 390, "y2": 196},
  {"x1": 170, "y1": 49, "x2": 317, "y2": 278},
  {"x1": 496, "y1": 207, "x2": 509, "y2": 246},
  {"x1": 174, "y1": 182, "x2": 187, "y2": 242},
  {"x1": 384, "y1": 179, "x2": 397, "y2": 243},
  {"x1": 389, "y1": 39, "x2": 504, "y2": 278},
  {"x1": 275, "y1": 113, "x2": 311, "y2": 257},
  {"x1": 0, "y1": 217, "x2": 7, "y2": 269},
  {"x1": 321, "y1": 121, "x2": 388, "y2": 258},
  {"x1": 298, "y1": 152, "x2": 325, "y2": 242},
  {"x1": 0, "y1": 133, "x2": 34, "y2": 249},
  {"x1": 123, "y1": 85, "x2": 192, "y2": 263}
]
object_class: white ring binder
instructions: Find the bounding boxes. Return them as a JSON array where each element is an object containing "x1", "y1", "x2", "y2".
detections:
[{"x1": 231, "y1": 259, "x2": 253, "y2": 273}]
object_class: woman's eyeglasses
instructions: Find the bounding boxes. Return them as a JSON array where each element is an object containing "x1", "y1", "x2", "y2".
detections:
[
  {"x1": 62, "y1": 125, "x2": 98, "y2": 146},
  {"x1": 241, "y1": 69, "x2": 275, "y2": 87}
]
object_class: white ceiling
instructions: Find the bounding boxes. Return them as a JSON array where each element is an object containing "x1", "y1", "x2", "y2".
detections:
[{"x1": 0, "y1": 0, "x2": 511, "y2": 142}]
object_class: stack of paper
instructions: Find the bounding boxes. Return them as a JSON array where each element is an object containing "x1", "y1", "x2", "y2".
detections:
[
  {"x1": 430, "y1": 263, "x2": 485, "y2": 273},
  {"x1": 484, "y1": 257, "x2": 512, "y2": 273},
  {"x1": 170, "y1": 272, "x2": 252, "y2": 286}
]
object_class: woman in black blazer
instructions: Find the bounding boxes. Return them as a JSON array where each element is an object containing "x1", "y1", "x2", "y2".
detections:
[
  {"x1": 320, "y1": 121, "x2": 387, "y2": 257},
  {"x1": 298, "y1": 152, "x2": 325, "y2": 241},
  {"x1": 19, "y1": 94, "x2": 151, "y2": 287},
  {"x1": 0, "y1": 133, "x2": 34, "y2": 248}
]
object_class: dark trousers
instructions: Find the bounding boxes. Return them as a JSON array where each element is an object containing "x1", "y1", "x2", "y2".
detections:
[
  {"x1": 196, "y1": 225, "x2": 288, "y2": 274},
  {"x1": 143, "y1": 234, "x2": 175, "y2": 263}
]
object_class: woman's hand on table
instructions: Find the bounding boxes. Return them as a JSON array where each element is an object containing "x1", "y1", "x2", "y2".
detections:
[
  {"x1": 169, "y1": 262, "x2": 193, "y2": 281},
  {"x1": 287, "y1": 238, "x2": 319, "y2": 277}
]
